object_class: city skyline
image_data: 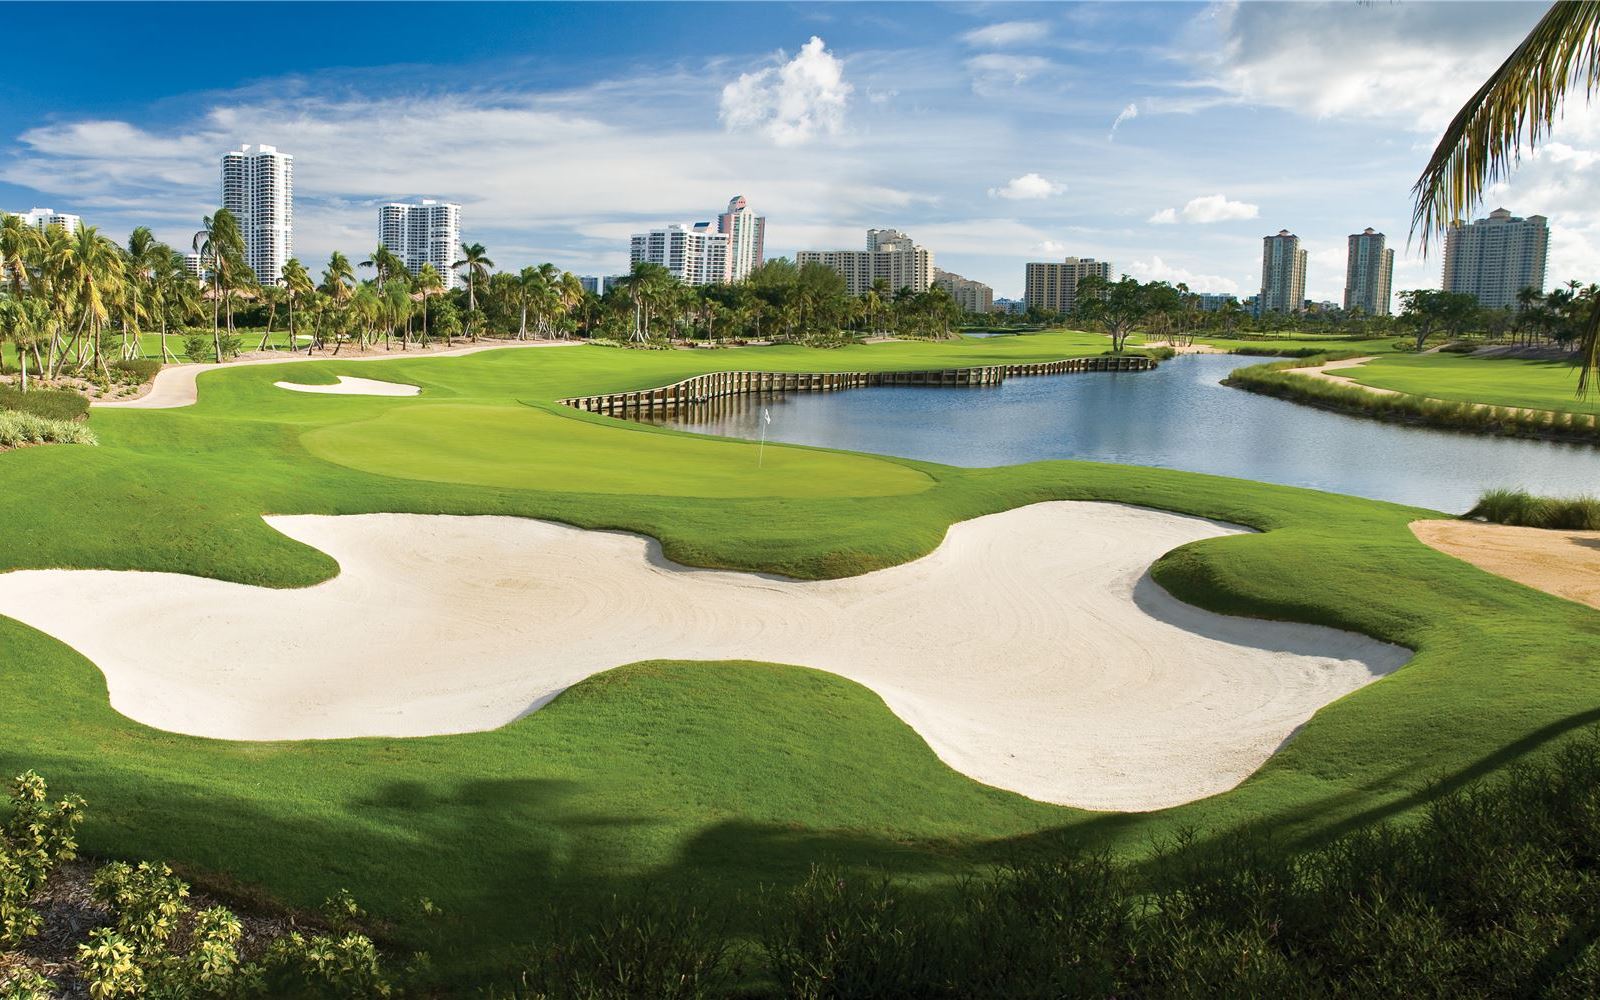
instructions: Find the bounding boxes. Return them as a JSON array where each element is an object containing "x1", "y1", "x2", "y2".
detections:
[{"x1": 3, "y1": 3, "x2": 1594, "y2": 300}]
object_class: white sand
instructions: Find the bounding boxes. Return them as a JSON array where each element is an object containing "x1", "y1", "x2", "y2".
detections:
[
  {"x1": 1282, "y1": 355, "x2": 1394, "y2": 392},
  {"x1": 0, "y1": 502, "x2": 1409, "y2": 811},
  {"x1": 92, "y1": 340, "x2": 577, "y2": 410},
  {"x1": 274, "y1": 376, "x2": 420, "y2": 396}
]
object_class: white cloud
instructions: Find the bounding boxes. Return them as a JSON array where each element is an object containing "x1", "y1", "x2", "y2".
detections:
[
  {"x1": 1148, "y1": 193, "x2": 1258, "y2": 225},
  {"x1": 1108, "y1": 103, "x2": 1138, "y2": 139},
  {"x1": 988, "y1": 172, "x2": 1064, "y2": 200},
  {"x1": 719, "y1": 36, "x2": 852, "y2": 146},
  {"x1": 1125, "y1": 256, "x2": 1241, "y2": 295},
  {"x1": 1033, "y1": 240, "x2": 1067, "y2": 255},
  {"x1": 966, "y1": 53, "x2": 1053, "y2": 92},
  {"x1": 962, "y1": 21, "x2": 1050, "y2": 48}
]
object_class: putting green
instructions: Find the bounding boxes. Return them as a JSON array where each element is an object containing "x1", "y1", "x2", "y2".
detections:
[
  {"x1": 1331, "y1": 352, "x2": 1600, "y2": 416},
  {"x1": 300, "y1": 402, "x2": 932, "y2": 497}
]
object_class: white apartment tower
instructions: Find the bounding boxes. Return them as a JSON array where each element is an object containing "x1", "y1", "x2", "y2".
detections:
[
  {"x1": 630, "y1": 223, "x2": 730, "y2": 286},
  {"x1": 934, "y1": 269, "x2": 995, "y2": 313},
  {"x1": 1260, "y1": 230, "x2": 1308, "y2": 314},
  {"x1": 797, "y1": 229, "x2": 935, "y2": 297},
  {"x1": 1343, "y1": 228, "x2": 1395, "y2": 316},
  {"x1": 1442, "y1": 207, "x2": 1549, "y2": 310},
  {"x1": 717, "y1": 195, "x2": 766, "y2": 282},
  {"x1": 221, "y1": 144, "x2": 293, "y2": 285},
  {"x1": 8, "y1": 207, "x2": 82, "y2": 236},
  {"x1": 1023, "y1": 256, "x2": 1112, "y2": 315},
  {"x1": 379, "y1": 200, "x2": 462, "y2": 290}
]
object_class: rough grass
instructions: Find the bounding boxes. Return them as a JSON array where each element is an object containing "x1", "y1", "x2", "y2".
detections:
[
  {"x1": 1467, "y1": 488, "x2": 1600, "y2": 530},
  {"x1": 0, "y1": 385, "x2": 90, "y2": 421},
  {"x1": 0, "y1": 410, "x2": 97, "y2": 448},
  {"x1": 0, "y1": 336, "x2": 1597, "y2": 987}
]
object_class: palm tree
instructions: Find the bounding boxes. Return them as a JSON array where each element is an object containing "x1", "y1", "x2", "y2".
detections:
[
  {"x1": 452, "y1": 242, "x2": 493, "y2": 313},
  {"x1": 414, "y1": 263, "x2": 444, "y2": 346},
  {"x1": 320, "y1": 252, "x2": 356, "y2": 354},
  {"x1": 193, "y1": 209, "x2": 248, "y2": 361},
  {"x1": 54, "y1": 225, "x2": 124, "y2": 377},
  {"x1": 1412, "y1": 1, "x2": 1600, "y2": 390},
  {"x1": 0, "y1": 214, "x2": 36, "y2": 298},
  {"x1": 360, "y1": 245, "x2": 407, "y2": 290},
  {"x1": 280, "y1": 259, "x2": 315, "y2": 353}
]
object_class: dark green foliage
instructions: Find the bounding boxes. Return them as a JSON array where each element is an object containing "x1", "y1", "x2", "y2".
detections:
[
  {"x1": 111, "y1": 358, "x2": 161, "y2": 384},
  {"x1": 0, "y1": 384, "x2": 89, "y2": 421},
  {"x1": 182, "y1": 333, "x2": 242, "y2": 362},
  {"x1": 510, "y1": 893, "x2": 732, "y2": 999},
  {"x1": 1468, "y1": 488, "x2": 1600, "y2": 530}
]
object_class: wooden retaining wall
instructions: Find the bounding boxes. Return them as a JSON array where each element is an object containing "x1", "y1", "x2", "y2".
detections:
[{"x1": 559, "y1": 355, "x2": 1155, "y2": 416}]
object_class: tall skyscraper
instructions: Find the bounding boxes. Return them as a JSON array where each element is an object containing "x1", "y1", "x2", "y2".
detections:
[
  {"x1": 1442, "y1": 207, "x2": 1549, "y2": 309},
  {"x1": 1023, "y1": 256, "x2": 1112, "y2": 315},
  {"x1": 7, "y1": 207, "x2": 82, "y2": 235},
  {"x1": 630, "y1": 223, "x2": 730, "y2": 285},
  {"x1": 717, "y1": 195, "x2": 766, "y2": 282},
  {"x1": 379, "y1": 200, "x2": 462, "y2": 290},
  {"x1": 1259, "y1": 230, "x2": 1307, "y2": 314},
  {"x1": 797, "y1": 229, "x2": 934, "y2": 296},
  {"x1": 1343, "y1": 228, "x2": 1395, "y2": 316},
  {"x1": 221, "y1": 144, "x2": 293, "y2": 285}
]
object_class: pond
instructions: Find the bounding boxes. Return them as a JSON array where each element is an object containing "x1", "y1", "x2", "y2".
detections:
[{"x1": 634, "y1": 353, "x2": 1600, "y2": 512}]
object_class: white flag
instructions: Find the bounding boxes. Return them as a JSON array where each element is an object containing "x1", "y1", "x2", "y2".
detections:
[{"x1": 762, "y1": 408, "x2": 772, "y2": 425}]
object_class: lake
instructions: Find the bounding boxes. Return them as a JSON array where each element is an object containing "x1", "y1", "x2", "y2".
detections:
[{"x1": 635, "y1": 353, "x2": 1600, "y2": 512}]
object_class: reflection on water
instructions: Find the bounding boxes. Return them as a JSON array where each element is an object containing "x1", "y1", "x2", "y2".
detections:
[{"x1": 633, "y1": 353, "x2": 1600, "y2": 513}]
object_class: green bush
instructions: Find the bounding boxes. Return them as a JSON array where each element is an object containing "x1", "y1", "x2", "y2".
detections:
[
  {"x1": 511, "y1": 893, "x2": 730, "y2": 999},
  {"x1": 0, "y1": 772, "x2": 84, "y2": 948},
  {"x1": 182, "y1": 333, "x2": 242, "y2": 362},
  {"x1": 1467, "y1": 488, "x2": 1600, "y2": 530},
  {"x1": 111, "y1": 358, "x2": 161, "y2": 384},
  {"x1": 0, "y1": 411, "x2": 97, "y2": 448},
  {"x1": 0, "y1": 385, "x2": 90, "y2": 421}
]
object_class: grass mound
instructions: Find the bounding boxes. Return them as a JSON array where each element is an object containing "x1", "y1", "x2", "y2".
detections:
[
  {"x1": 0, "y1": 410, "x2": 97, "y2": 448},
  {"x1": 1467, "y1": 488, "x2": 1600, "y2": 530}
]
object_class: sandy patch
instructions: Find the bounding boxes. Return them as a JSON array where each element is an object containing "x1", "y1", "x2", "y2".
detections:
[
  {"x1": 1281, "y1": 355, "x2": 1395, "y2": 392},
  {"x1": 1141, "y1": 340, "x2": 1227, "y2": 355},
  {"x1": 1412, "y1": 519, "x2": 1600, "y2": 611},
  {"x1": 275, "y1": 376, "x2": 420, "y2": 397},
  {"x1": 0, "y1": 502, "x2": 1409, "y2": 811},
  {"x1": 93, "y1": 340, "x2": 577, "y2": 410}
]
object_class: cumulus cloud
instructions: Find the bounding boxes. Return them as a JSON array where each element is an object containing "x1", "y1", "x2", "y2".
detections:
[
  {"x1": 962, "y1": 20, "x2": 1049, "y2": 48},
  {"x1": 1108, "y1": 103, "x2": 1138, "y2": 140},
  {"x1": 989, "y1": 173, "x2": 1064, "y2": 200},
  {"x1": 1125, "y1": 256, "x2": 1241, "y2": 295},
  {"x1": 1148, "y1": 193, "x2": 1258, "y2": 224},
  {"x1": 1033, "y1": 240, "x2": 1067, "y2": 255},
  {"x1": 719, "y1": 36, "x2": 852, "y2": 146}
]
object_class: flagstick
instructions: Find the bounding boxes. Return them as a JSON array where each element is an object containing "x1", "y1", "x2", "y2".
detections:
[{"x1": 758, "y1": 406, "x2": 770, "y2": 468}]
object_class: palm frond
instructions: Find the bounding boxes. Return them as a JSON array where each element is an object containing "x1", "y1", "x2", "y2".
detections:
[{"x1": 1411, "y1": 1, "x2": 1600, "y2": 253}]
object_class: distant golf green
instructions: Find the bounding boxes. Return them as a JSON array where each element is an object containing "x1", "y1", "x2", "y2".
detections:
[
  {"x1": 2, "y1": 333, "x2": 1597, "y2": 985},
  {"x1": 1329, "y1": 351, "x2": 1600, "y2": 416}
]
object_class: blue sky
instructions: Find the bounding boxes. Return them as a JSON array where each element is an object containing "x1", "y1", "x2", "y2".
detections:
[{"x1": 3, "y1": 1, "x2": 1591, "y2": 300}]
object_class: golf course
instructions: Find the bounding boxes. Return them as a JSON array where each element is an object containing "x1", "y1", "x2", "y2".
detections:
[{"x1": 3, "y1": 332, "x2": 1599, "y2": 988}]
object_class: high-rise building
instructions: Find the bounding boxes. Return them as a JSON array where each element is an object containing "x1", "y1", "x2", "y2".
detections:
[
  {"x1": 1259, "y1": 230, "x2": 1307, "y2": 314},
  {"x1": 1343, "y1": 228, "x2": 1395, "y2": 316},
  {"x1": 630, "y1": 223, "x2": 730, "y2": 286},
  {"x1": 379, "y1": 200, "x2": 462, "y2": 290},
  {"x1": 717, "y1": 195, "x2": 766, "y2": 282},
  {"x1": 1023, "y1": 256, "x2": 1112, "y2": 315},
  {"x1": 1195, "y1": 292, "x2": 1239, "y2": 312},
  {"x1": 7, "y1": 207, "x2": 82, "y2": 235},
  {"x1": 1442, "y1": 207, "x2": 1549, "y2": 309},
  {"x1": 221, "y1": 144, "x2": 293, "y2": 285},
  {"x1": 579, "y1": 275, "x2": 628, "y2": 295},
  {"x1": 796, "y1": 229, "x2": 934, "y2": 297},
  {"x1": 933, "y1": 269, "x2": 995, "y2": 314}
]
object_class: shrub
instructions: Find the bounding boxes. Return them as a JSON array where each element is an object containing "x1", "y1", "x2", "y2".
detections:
[
  {"x1": 182, "y1": 333, "x2": 242, "y2": 362},
  {"x1": 512, "y1": 892, "x2": 731, "y2": 1000},
  {"x1": 0, "y1": 772, "x2": 84, "y2": 948},
  {"x1": 761, "y1": 865, "x2": 934, "y2": 998},
  {"x1": 1467, "y1": 488, "x2": 1600, "y2": 530},
  {"x1": 110, "y1": 358, "x2": 161, "y2": 384},
  {"x1": 0, "y1": 385, "x2": 90, "y2": 421},
  {"x1": 0, "y1": 411, "x2": 97, "y2": 448}
]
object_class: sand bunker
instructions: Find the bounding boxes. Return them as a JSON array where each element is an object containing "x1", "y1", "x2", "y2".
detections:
[
  {"x1": 1413, "y1": 519, "x2": 1600, "y2": 611},
  {"x1": 0, "y1": 503, "x2": 1409, "y2": 810},
  {"x1": 275, "y1": 376, "x2": 420, "y2": 396}
]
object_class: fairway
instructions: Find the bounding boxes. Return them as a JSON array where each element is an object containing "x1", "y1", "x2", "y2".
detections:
[
  {"x1": 301, "y1": 402, "x2": 933, "y2": 497},
  {"x1": 3, "y1": 338, "x2": 1599, "y2": 984},
  {"x1": 1332, "y1": 352, "x2": 1600, "y2": 415}
]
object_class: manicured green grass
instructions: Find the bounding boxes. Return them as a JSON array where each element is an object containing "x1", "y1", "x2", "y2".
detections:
[
  {"x1": 1, "y1": 334, "x2": 1597, "y2": 988},
  {"x1": 1331, "y1": 352, "x2": 1600, "y2": 416}
]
